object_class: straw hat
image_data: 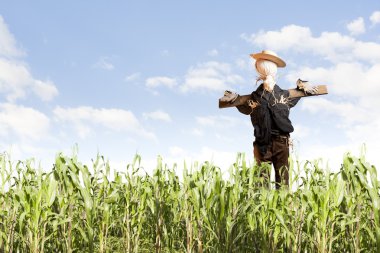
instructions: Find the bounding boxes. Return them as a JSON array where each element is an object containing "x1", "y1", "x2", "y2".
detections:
[{"x1": 250, "y1": 50, "x2": 286, "y2": 68}]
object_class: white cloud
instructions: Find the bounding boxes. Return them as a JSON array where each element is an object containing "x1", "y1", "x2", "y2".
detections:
[
  {"x1": 345, "y1": 118, "x2": 380, "y2": 144},
  {"x1": 0, "y1": 16, "x2": 25, "y2": 58},
  {"x1": 346, "y1": 17, "x2": 366, "y2": 36},
  {"x1": 0, "y1": 59, "x2": 59, "y2": 102},
  {"x1": 33, "y1": 80, "x2": 59, "y2": 101},
  {"x1": 125, "y1": 72, "x2": 141, "y2": 82},
  {"x1": 287, "y1": 60, "x2": 380, "y2": 168},
  {"x1": 145, "y1": 76, "x2": 177, "y2": 89},
  {"x1": 241, "y1": 24, "x2": 380, "y2": 64},
  {"x1": 292, "y1": 144, "x2": 351, "y2": 172},
  {"x1": 0, "y1": 141, "x2": 59, "y2": 171},
  {"x1": 143, "y1": 110, "x2": 172, "y2": 122},
  {"x1": 286, "y1": 62, "x2": 380, "y2": 107},
  {"x1": 0, "y1": 16, "x2": 58, "y2": 102},
  {"x1": 180, "y1": 61, "x2": 244, "y2": 93},
  {"x1": 242, "y1": 24, "x2": 380, "y2": 169},
  {"x1": 0, "y1": 59, "x2": 30, "y2": 100},
  {"x1": 299, "y1": 97, "x2": 380, "y2": 168},
  {"x1": 93, "y1": 57, "x2": 114, "y2": 70},
  {"x1": 0, "y1": 103, "x2": 50, "y2": 140},
  {"x1": 53, "y1": 106, "x2": 156, "y2": 139},
  {"x1": 293, "y1": 132, "x2": 380, "y2": 173},
  {"x1": 241, "y1": 25, "x2": 314, "y2": 53},
  {"x1": 301, "y1": 98, "x2": 372, "y2": 124},
  {"x1": 191, "y1": 146, "x2": 244, "y2": 175},
  {"x1": 370, "y1": 11, "x2": 380, "y2": 26},
  {"x1": 247, "y1": 26, "x2": 380, "y2": 109},
  {"x1": 286, "y1": 62, "x2": 380, "y2": 101}
]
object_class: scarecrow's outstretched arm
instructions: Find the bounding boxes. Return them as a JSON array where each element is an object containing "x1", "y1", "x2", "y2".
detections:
[{"x1": 219, "y1": 85, "x2": 328, "y2": 109}]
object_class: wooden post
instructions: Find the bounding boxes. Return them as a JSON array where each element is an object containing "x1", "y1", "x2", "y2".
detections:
[{"x1": 218, "y1": 85, "x2": 328, "y2": 109}]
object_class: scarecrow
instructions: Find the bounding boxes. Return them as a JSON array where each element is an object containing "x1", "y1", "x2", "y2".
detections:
[{"x1": 219, "y1": 50, "x2": 327, "y2": 188}]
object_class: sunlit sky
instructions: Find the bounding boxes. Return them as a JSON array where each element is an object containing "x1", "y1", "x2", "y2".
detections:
[{"x1": 1, "y1": 1, "x2": 380, "y2": 173}]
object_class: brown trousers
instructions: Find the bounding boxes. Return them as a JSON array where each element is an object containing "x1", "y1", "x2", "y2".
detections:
[{"x1": 254, "y1": 135, "x2": 290, "y2": 189}]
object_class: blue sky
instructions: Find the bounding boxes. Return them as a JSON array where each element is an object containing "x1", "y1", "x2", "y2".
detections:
[{"x1": 1, "y1": 1, "x2": 380, "y2": 173}]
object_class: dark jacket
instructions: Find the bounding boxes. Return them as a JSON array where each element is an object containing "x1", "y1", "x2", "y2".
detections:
[{"x1": 237, "y1": 84, "x2": 300, "y2": 155}]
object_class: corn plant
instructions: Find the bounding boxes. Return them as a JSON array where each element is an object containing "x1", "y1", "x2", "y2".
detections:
[{"x1": 0, "y1": 149, "x2": 379, "y2": 252}]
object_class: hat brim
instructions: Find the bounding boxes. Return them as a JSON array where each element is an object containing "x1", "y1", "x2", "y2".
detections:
[{"x1": 250, "y1": 53, "x2": 286, "y2": 67}]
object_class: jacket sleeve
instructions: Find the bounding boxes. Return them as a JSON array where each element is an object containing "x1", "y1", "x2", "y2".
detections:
[
  {"x1": 236, "y1": 104, "x2": 252, "y2": 115},
  {"x1": 283, "y1": 90, "x2": 301, "y2": 108},
  {"x1": 288, "y1": 97, "x2": 301, "y2": 108}
]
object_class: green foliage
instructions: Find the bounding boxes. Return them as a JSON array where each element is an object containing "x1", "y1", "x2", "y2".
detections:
[{"x1": 0, "y1": 151, "x2": 379, "y2": 252}]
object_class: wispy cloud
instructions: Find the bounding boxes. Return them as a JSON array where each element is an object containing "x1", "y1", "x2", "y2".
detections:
[
  {"x1": 145, "y1": 61, "x2": 244, "y2": 94},
  {"x1": 0, "y1": 16, "x2": 25, "y2": 58},
  {"x1": 145, "y1": 76, "x2": 177, "y2": 89},
  {"x1": 93, "y1": 57, "x2": 114, "y2": 70},
  {"x1": 33, "y1": 79, "x2": 59, "y2": 101},
  {"x1": 125, "y1": 72, "x2": 141, "y2": 82},
  {"x1": 53, "y1": 106, "x2": 156, "y2": 139},
  {"x1": 180, "y1": 61, "x2": 244, "y2": 93},
  {"x1": 143, "y1": 110, "x2": 172, "y2": 122}
]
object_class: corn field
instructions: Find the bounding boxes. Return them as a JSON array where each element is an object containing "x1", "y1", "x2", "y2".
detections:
[{"x1": 0, "y1": 151, "x2": 379, "y2": 253}]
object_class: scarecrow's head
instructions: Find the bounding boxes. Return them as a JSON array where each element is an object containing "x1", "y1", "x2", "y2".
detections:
[{"x1": 250, "y1": 50, "x2": 286, "y2": 91}]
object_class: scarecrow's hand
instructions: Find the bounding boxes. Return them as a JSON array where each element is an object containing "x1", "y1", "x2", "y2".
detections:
[
  {"x1": 296, "y1": 78, "x2": 319, "y2": 95},
  {"x1": 220, "y1": 90, "x2": 239, "y2": 103}
]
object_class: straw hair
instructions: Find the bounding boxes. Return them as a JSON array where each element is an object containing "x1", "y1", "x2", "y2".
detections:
[
  {"x1": 255, "y1": 59, "x2": 277, "y2": 91},
  {"x1": 250, "y1": 50, "x2": 286, "y2": 67}
]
